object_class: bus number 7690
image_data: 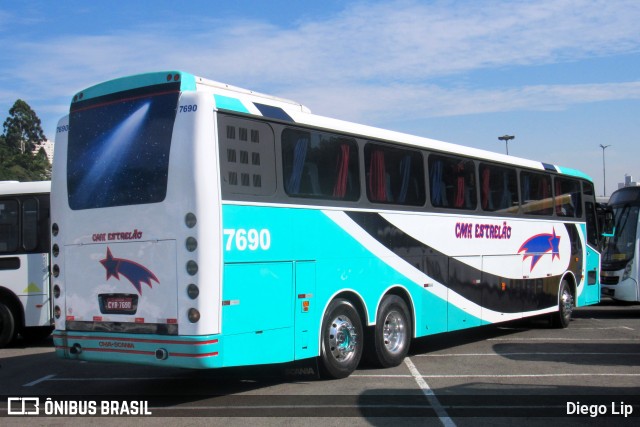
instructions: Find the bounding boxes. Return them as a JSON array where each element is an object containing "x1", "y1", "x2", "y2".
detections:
[{"x1": 223, "y1": 228, "x2": 271, "y2": 251}]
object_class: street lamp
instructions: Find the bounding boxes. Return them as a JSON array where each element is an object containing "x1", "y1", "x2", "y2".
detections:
[
  {"x1": 599, "y1": 144, "x2": 611, "y2": 197},
  {"x1": 498, "y1": 135, "x2": 515, "y2": 155}
]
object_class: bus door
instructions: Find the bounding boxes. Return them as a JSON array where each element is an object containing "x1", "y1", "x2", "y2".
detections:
[{"x1": 583, "y1": 183, "x2": 601, "y2": 304}]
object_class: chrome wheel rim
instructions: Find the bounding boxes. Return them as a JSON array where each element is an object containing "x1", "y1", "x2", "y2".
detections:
[
  {"x1": 383, "y1": 310, "x2": 406, "y2": 354},
  {"x1": 328, "y1": 315, "x2": 358, "y2": 364},
  {"x1": 560, "y1": 287, "x2": 574, "y2": 322}
]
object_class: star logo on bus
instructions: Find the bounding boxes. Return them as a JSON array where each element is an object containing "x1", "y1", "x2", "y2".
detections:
[
  {"x1": 100, "y1": 248, "x2": 159, "y2": 295},
  {"x1": 518, "y1": 228, "x2": 561, "y2": 272}
]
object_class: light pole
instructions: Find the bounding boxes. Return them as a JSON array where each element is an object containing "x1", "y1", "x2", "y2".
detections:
[
  {"x1": 599, "y1": 144, "x2": 611, "y2": 197},
  {"x1": 498, "y1": 135, "x2": 515, "y2": 155}
]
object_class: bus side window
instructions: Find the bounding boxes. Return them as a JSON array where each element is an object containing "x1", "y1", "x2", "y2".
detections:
[
  {"x1": 365, "y1": 143, "x2": 425, "y2": 206},
  {"x1": 22, "y1": 198, "x2": 39, "y2": 252},
  {"x1": 429, "y1": 154, "x2": 476, "y2": 210},
  {"x1": 219, "y1": 116, "x2": 277, "y2": 197},
  {"x1": 521, "y1": 172, "x2": 553, "y2": 215},
  {"x1": 282, "y1": 128, "x2": 359, "y2": 201},
  {"x1": 479, "y1": 163, "x2": 518, "y2": 213},
  {"x1": 554, "y1": 177, "x2": 582, "y2": 218},
  {"x1": 0, "y1": 200, "x2": 19, "y2": 253}
]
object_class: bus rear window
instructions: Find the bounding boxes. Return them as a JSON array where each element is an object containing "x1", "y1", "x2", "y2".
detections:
[{"x1": 67, "y1": 87, "x2": 179, "y2": 210}]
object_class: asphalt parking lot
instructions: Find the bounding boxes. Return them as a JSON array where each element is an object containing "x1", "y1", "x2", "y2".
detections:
[{"x1": 1, "y1": 299, "x2": 639, "y2": 426}]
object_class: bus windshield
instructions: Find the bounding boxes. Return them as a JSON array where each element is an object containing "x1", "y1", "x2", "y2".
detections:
[
  {"x1": 67, "y1": 87, "x2": 179, "y2": 210},
  {"x1": 602, "y1": 204, "x2": 639, "y2": 269}
]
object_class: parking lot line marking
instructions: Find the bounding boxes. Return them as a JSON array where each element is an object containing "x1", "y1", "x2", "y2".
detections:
[
  {"x1": 404, "y1": 357, "x2": 456, "y2": 427},
  {"x1": 420, "y1": 373, "x2": 640, "y2": 378},
  {"x1": 26, "y1": 376, "x2": 189, "y2": 382},
  {"x1": 417, "y1": 352, "x2": 640, "y2": 357},
  {"x1": 352, "y1": 374, "x2": 414, "y2": 377},
  {"x1": 24, "y1": 374, "x2": 56, "y2": 387},
  {"x1": 354, "y1": 372, "x2": 640, "y2": 379},
  {"x1": 487, "y1": 337, "x2": 638, "y2": 341},
  {"x1": 571, "y1": 326, "x2": 634, "y2": 330}
]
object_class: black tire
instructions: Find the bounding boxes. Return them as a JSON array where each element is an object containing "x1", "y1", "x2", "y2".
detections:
[
  {"x1": 21, "y1": 325, "x2": 54, "y2": 342},
  {"x1": 369, "y1": 295, "x2": 412, "y2": 368},
  {"x1": 319, "y1": 298, "x2": 363, "y2": 379},
  {"x1": 551, "y1": 280, "x2": 574, "y2": 328},
  {"x1": 0, "y1": 301, "x2": 17, "y2": 348}
]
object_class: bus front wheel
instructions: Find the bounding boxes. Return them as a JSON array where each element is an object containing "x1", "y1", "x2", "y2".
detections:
[
  {"x1": 0, "y1": 301, "x2": 17, "y2": 348},
  {"x1": 319, "y1": 298, "x2": 363, "y2": 379},
  {"x1": 551, "y1": 280, "x2": 574, "y2": 328}
]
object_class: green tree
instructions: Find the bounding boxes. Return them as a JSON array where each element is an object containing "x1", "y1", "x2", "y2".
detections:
[
  {"x1": 3, "y1": 99, "x2": 46, "y2": 154},
  {"x1": 0, "y1": 100, "x2": 51, "y2": 181}
]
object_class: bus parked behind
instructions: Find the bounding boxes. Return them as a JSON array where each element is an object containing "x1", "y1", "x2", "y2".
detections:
[
  {"x1": 601, "y1": 186, "x2": 640, "y2": 302},
  {"x1": 0, "y1": 180, "x2": 52, "y2": 347}
]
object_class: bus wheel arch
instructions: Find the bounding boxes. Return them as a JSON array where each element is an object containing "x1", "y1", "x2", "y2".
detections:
[
  {"x1": 551, "y1": 273, "x2": 576, "y2": 329},
  {"x1": 318, "y1": 295, "x2": 365, "y2": 379}
]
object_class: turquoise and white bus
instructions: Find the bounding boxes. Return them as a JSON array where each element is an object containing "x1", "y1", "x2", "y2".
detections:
[
  {"x1": 51, "y1": 71, "x2": 601, "y2": 378},
  {"x1": 601, "y1": 186, "x2": 640, "y2": 302},
  {"x1": 1, "y1": 180, "x2": 52, "y2": 347}
]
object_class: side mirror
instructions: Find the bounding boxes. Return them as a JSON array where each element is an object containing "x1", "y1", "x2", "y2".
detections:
[{"x1": 601, "y1": 207, "x2": 615, "y2": 237}]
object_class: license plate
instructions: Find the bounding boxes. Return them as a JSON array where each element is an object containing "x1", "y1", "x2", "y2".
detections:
[{"x1": 99, "y1": 294, "x2": 138, "y2": 315}]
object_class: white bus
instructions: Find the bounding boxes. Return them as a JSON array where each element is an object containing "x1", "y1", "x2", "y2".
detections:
[
  {"x1": 0, "y1": 180, "x2": 52, "y2": 347},
  {"x1": 50, "y1": 72, "x2": 601, "y2": 378},
  {"x1": 601, "y1": 186, "x2": 640, "y2": 302}
]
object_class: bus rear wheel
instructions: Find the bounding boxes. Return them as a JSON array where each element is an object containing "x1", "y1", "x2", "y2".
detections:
[
  {"x1": 551, "y1": 280, "x2": 574, "y2": 328},
  {"x1": 369, "y1": 295, "x2": 411, "y2": 368},
  {"x1": 319, "y1": 298, "x2": 363, "y2": 379},
  {"x1": 0, "y1": 301, "x2": 17, "y2": 348}
]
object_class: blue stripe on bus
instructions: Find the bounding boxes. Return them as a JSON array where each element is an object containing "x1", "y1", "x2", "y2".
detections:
[
  {"x1": 214, "y1": 95, "x2": 250, "y2": 113},
  {"x1": 557, "y1": 166, "x2": 593, "y2": 181}
]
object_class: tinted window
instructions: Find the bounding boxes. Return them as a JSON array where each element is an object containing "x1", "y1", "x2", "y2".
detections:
[
  {"x1": 365, "y1": 143, "x2": 425, "y2": 206},
  {"x1": 479, "y1": 163, "x2": 518, "y2": 213},
  {"x1": 429, "y1": 154, "x2": 476, "y2": 210},
  {"x1": 609, "y1": 187, "x2": 640, "y2": 205},
  {"x1": 0, "y1": 200, "x2": 18, "y2": 253},
  {"x1": 520, "y1": 171, "x2": 553, "y2": 215},
  {"x1": 67, "y1": 88, "x2": 179, "y2": 209},
  {"x1": 219, "y1": 116, "x2": 276, "y2": 197},
  {"x1": 282, "y1": 128, "x2": 359, "y2": 201},
  {"x1": 22, "y1": 198, "x2": 38, "y2": 251},
  {"x1": 554, "y1": 177, "x2": 582, "y2": 218}
]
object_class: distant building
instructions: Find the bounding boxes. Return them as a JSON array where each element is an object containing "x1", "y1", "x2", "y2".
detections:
[
  {"x1": 618, "y1": 174, "x2": 639, "y2": 189},
  {"x1": 32, "y1": 140, "x2": 54, "y2": 164}
]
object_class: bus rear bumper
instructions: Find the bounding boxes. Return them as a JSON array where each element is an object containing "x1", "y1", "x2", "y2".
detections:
[{"x1": 52, "y1": 330, "x2": 222, "y2": 369}]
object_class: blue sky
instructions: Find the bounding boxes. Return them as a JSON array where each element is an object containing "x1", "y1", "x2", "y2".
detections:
[{"x1": 1, "y1": 0, "x2": 639, "y2": 196}]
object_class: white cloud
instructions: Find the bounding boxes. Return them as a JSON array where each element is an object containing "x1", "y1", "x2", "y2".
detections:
[
  {"x1": 282, "y1": 81, "x2": 640, "y2": 124},
  {"x1": 3, "y1": 0, "x2": 640, "y2": 135}
]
